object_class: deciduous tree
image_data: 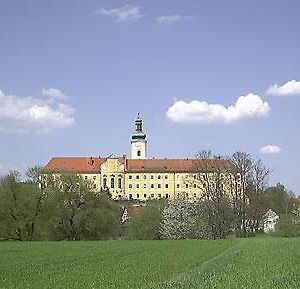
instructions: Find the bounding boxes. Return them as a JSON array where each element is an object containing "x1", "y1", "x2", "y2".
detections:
[{"x1": 159, "y1": 196, "x2": 201, "y2": 240}]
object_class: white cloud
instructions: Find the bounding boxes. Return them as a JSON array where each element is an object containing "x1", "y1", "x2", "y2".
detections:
[
  {"x1": 266, "y1": 80, "x2": 300, "y2": 96},
  {"x1": 95, "y1": 5, "x2": 143, "y2": 22},
  {"x1": 260, "y1": 145, "x2": 282, "y2": 154},
  {"x1": 156, "y1": 15, "x2": 189, "y2": 24},
  {"x1": 42, "y1": 88, "x2": 66, "y2": 100},
  {"x1": 0, "y1": 89, "x2": 75, "y2": 133},
  {"x1": 166, "y1": 93, "x2": 270, "y2": 124}
]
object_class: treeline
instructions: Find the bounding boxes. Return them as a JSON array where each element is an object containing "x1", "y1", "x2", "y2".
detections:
[
  {"x1": 0, "y1": 169, "x2": 121, "y2": 240},
  {"x1": 0, "y1": 151, "x2": 299, "y2": 241},
  {"x1": 125, "y1": 184, "x2": 300, "y2": 240}
]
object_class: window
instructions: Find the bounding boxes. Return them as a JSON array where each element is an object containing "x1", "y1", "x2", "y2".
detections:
[
  {"x1": 84, "y1": 176, "x2": 88, "y2": 180},
  {"x1": 164, "y1": 175, "x2": 168, "y2": 179},
  {"x1": 143, "y1": 184, "x2": 147, "y2": 189},
  {"x1": 158, "y1": 184, "x2": 161, "y2": 188},
  {"x1": 103, "y1": 178, "x2": 107, "y2": 188},
  {"x1": 129, "y1": 194, "x2": 133, "y2": 200},
  {"x1": 185, "y1": 193, "x2": 189, "y2": 198},
  {"x1": 143, "y1": 175, "x2": 147, "y2": 180},
  {"x1": 136, "y1": 175, "x2": 140, "y2": 180},
  {"x1": 136, "y1": 193, "x2": 140, "y2": 199},
  {"x1": 176, "y1": 174, "x2": 180, "y2": 179},
  {"x1": 185, "y1": 183, "x2": 189, "y2": 189},
  {"x1": 194, "y1": 184, "x2": 197, "y2": 188},
  {"x1": 110, "y1": 177, "x2": 115, "y2": 189},
  {"x1": 151, "y1": 184, "x2": 154, "y2": 189},
  {"x1": 118, "y1": 178, "x2": 122, "y2": 189},
  {"x1": 136, "y1": 184, "x2": 140, "y2": 189},
  {"x1": 143, "y1": 193, "x2": 147, "y2": 198},
  {"x1": 129, "y1": 175, "x2": 132, "y2": 180},
  {"x1": 194, "y1": 192, "x2": 197, "y2": 198},
  {"x1": 137, "y1": 150, "x2": 141, "y2": 157},
  {"x1": 118, "y1": 195, "x2": 122, "y2": 199},
  {"x1": 151, "y1": 193, "x2": 154, "y2": 198},
  {"x1": 166, "y1": 193, "x2": 169, "y2": 199},
  {"x1": 158, "y1": 193, "x2": 161, "y2": 198},
  {"x1": 158, "y1": 175, "x2": 161, "y2": 180},
  {"x1": 93, "y1": 184, "x2": 96, "y2": 189},
  {"x1": 93, "y1": 176, "x2": 96, "y2": 180},
  {"x1": 193, "y1": 174, "x2": 197, "y2": 179},
  {"x1": 129, "y1": 184, "x2": 132, "y2": 189},
  {"x1": 150, "y1": 175, "x2": 154, "y2": 179},
  {"x1": 176, "y1": 184, "x2": 180, "y2": 189},
  {"x1": 165, "y1": 184, "x2": 169, "y2": 189}
]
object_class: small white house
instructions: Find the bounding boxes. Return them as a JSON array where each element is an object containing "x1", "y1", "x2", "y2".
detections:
[{"x1": 263, "y1": 209, "x2": 279, "y2": 233}]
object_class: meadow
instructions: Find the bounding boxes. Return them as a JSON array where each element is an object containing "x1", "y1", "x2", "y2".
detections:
[{"x1": 0, "y1": 238, "x2": 299, "y2": 289}]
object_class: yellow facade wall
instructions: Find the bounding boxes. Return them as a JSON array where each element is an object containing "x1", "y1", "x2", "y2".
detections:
[{"x1": 46, "y1": 158, "x2": 240, "y2": 202}]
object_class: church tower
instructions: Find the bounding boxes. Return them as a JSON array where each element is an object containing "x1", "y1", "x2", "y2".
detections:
[{"x1": 131, "y1": 113, "x2": 147, "y2": 159}]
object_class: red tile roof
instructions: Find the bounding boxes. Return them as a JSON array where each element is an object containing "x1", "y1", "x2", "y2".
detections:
[
  {"x1": 126, "y1": 159, "x2": 231, "y2": 173},
  {"x1": 44, "y1": 157, "x2": 231, "y2": 173},
  {"x1": 129, "y1": 204, "x2": 143, "y2": 215},
  {"x1": 44, "y1": 157, "x2": 107, "y2": 173}
]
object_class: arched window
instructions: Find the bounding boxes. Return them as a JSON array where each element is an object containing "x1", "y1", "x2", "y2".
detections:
[
  {"x1": 103, "y1": 176, "x2": 107, "y2": 188},
  {"x1": 137, "y1": 150, "x2": 141, "y2": 157},
  {"x1": 111, "y1": 177, "x2": 115, "y2": 189}
]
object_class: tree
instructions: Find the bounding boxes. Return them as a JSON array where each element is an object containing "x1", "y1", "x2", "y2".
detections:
[
  {"x1": 41, "y1": 172, "x2": 120, "y2": 240},
  {"x1": 264, "y1": 183, "x2": 295, "y2": 215},
  {"x1": 76, "y1": 191, "x2": 121, "y2": 240},
  {"x1": 199, "y1": 197, "x2": 233, "y2": 239},
  {"x1": 274, "y1": 214, "x2": 300, "y2": 237},
  {"x1": 0, "y1": 171, "x2": 44, "y2": 240},
  {"x1": 123, "y1": 206, "x2": 162, "y2": 240},
  {"x1": 159, "y1": 197, "x2": 201, "y2": 240},
  {"x1": 42, "y1": 173, "x2": 92, "y2": 240},
  {"x1": 292, "y1": 204, "x2": 300, "y2": 225},
  {"x1": 193, "y1": 150, "x2": 234, "y2": 239},
  {"x1": 246, "y1": 160, "x2": 270, "y2": 235},
  {"x1": 229, "y1": 151, "x2": 254, "y2": 237},
  {"x1": 26, "y1": 165, "x2": 44, "y2": 184},
  {"x1": 0, "y1": 171, "x2": 23, "y2": 240}
]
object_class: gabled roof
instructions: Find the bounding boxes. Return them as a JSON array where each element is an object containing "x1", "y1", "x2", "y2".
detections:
[{"x1": 44, "y1": 157, "x2": 107, "y2": 173}]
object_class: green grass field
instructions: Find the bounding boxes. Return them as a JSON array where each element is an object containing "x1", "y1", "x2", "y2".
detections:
[{"x1": 0, "y1": 238, "x2": 299, "y2": 289}]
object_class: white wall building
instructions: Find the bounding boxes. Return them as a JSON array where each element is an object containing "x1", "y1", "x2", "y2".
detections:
[{"x1": 263, "y1": 209, "x2": 279, "y2": 233}]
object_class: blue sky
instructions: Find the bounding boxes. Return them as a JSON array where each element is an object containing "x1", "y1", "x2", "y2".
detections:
[{"x1": 0, "y1": 0, "x2": 300, "y2": 194}]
